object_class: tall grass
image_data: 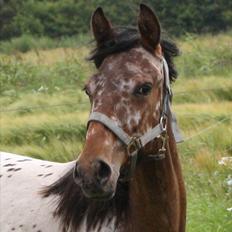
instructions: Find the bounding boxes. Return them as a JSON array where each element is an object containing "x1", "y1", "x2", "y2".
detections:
[
  {"x1": 176, "y1": 33, "x2": 232, "y2": 77},
  {"x1": 0, "y1": 34, "x2": 91, "y2": 54},
  {"x1": 1, "y1": 32, "x2": 232, "y2": 78}
]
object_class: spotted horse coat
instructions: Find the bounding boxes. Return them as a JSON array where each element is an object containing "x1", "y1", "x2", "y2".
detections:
[{"x1": 0, "y1": 152, "x2": 115, "y2": 232}]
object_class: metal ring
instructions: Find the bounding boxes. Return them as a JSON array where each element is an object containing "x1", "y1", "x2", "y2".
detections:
[
  {"x1": 127, "y1": 137, "x2": 142, "y2": 155},
  {"x1": 160, "y1": 116, "x2": 167, "y2": 132}
]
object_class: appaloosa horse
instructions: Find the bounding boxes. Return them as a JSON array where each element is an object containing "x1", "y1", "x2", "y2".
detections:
[{"x1": 0, "y1": 4, "x2": 186, "y2": 232}]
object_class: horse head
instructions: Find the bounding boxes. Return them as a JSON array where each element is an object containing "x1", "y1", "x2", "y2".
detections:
[{"x1": 73, "y1": 4, "x2": 168, "y2": 200}]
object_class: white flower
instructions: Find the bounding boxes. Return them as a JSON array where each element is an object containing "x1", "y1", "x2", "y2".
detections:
[
  {"x1": 38, "y1": 85, "x2": 48, "y2": 92},
  {"x1": 218, "y1": 157, "x2": 232, "y2": 166},
  {"x1": 227, "y1": 179, "x2": 232, "y2": 186},
  {"x1": 226, "y1": 207, "x2": 232, "y2": 212}
]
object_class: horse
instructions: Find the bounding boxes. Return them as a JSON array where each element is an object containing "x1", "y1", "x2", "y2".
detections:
[{"x1": 0, "y1": 4, "x2": 186, "y2": 232}]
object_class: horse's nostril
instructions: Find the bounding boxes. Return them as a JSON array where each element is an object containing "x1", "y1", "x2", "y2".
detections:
[
  {"x1": 95, "y1": 160, "x2": 112, "y2": 185},
  {"x1": 73, "y1": 162, "x2": 83, "y2": 185}
]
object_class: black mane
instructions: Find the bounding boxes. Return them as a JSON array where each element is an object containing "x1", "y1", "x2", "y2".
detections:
[
  {"x1": 42, "y1": 168, "x2": 129, "y2": 232},
  {"x1": 89, "y1": 26, "x2": 180, "y2": 83}
]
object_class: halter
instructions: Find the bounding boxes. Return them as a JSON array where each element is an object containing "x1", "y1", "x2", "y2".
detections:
[{"x1": 87, "y1": 57, "x2": 183, "y2": 181}]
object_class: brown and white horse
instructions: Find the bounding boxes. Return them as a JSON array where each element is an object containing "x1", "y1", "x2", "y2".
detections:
[{"x1": 0, "y1": 5, "x2": 186, "y2": 232}]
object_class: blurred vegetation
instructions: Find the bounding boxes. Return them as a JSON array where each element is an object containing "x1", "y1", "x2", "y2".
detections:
[
  {"x1": 0, "y1": 0, "x2": 231, "y2": 41},
  {"x1": 0, "y1": 33, "x2": 231, "y2": 231},
  {"x1": 0, "y1": 1, "x2": 232, "y2": 229},
  {"x1": 176, "y1": 33, "x2": 232, "y2": 78},
  {"x1": 0, "y1": 34, "x2": 89, "y2": 53}
]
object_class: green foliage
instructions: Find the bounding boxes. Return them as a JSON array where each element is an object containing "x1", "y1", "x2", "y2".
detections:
[
  {"x1": 0, "y1": 0, "x2": 231, "y2": 40},
  {"x1": 0, "y1": 50, "x2": 90, "y2": 94},
  {"x1": 176, "y1": 33, "x2": 232, "y2": 78},
  {"x1": 0, "y1": 34, "x2": 90, "y2": 54}
]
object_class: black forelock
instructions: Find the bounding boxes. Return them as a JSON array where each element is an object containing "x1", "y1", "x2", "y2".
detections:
[{"x1": 89, "y1": 26, "x2": 180, "y2": 83}]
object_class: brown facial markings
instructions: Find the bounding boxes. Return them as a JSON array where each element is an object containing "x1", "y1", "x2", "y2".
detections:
[
  {"x1": 77, "y1": 46, "x2": 164, "y2": 199},
  {"x1": 83, "y1": 46, "x2": 163, "y2": 163}
]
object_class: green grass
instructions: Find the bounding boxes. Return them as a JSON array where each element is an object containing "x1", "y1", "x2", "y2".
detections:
[
  {"x1": 0, "y1": 33, "x2": 232, "y2": 231},
  {"x1": 0, "y1": 34, "x2": 90, "y2": 54},
  {"x1": 176, "y1": 33, "x2": 232, "y2": 77}
]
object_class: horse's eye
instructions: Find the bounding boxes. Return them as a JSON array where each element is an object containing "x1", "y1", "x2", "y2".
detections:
[
  {"x1": 83, "y1": 87, "x2": 91, "y2": 96},
  {"x1": 134, "y1": 83, "x2": 152, "y2": 96}
]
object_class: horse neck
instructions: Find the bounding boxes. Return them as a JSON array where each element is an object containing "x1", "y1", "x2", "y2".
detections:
[{"x1": 125, "y1": 126, "x2": 183, "y2": 232}]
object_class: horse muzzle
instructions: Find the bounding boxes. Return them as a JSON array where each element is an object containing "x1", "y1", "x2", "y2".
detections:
[{"x1": 73, "y1": 159, "x2": 116, "y2": 200}]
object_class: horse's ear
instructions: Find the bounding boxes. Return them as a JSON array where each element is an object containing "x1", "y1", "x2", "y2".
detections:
[
  {"x1": 91, "y1": 7, "x2": 114, "y2": 46},
  {"x1": 138, "y1": 4, "x2": 161, "y2": 52}
]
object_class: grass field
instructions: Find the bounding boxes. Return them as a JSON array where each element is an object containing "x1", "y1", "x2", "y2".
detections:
[{"x1": 0, "y1": 33, "x2": 232, "y2": 231}]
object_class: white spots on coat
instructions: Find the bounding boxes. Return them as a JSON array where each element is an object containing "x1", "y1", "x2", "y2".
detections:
[
  {"x1": 153, "y1": 101, "x2": 161, "y2": 119},
  {"x1": 104, "y1": 138, "x2": 111, "y2": 146},
  {"x1": 92, "y1": 100, "x2": 103, "y2": 112},
  {"x1": 88, "y1": 80, "x2": 96, "y2": 94},
  {"x1": 86, "y1": 127, "x2": 96, "y2": 139},
  {"x1": 126, "y1": 111, "x2": 142, "y2": 131},
  {"x1": 97, "y1": 89, "x2": 104, "y2": 96},
  {"x1": 107, "y1": 62, "x2": 114, "y2": 71},
  {"x1": 110, "y1": 115, "x2": 117, "y2": 121},
  {"x1": 133, "y1": 111, "x2": 142, "y2": 125},
  {"x1": 96, "y1": 77, "x2": 106, "y2": 90},
  {"x1": 122, "y1": 79, "x2": 135, "y2": 92},
  {"x1": 125, "y1": 62, "x2": 143, "y2": 75},
  {"x1": 133, "y1": 47, "x2": 163, "y2": 75}
]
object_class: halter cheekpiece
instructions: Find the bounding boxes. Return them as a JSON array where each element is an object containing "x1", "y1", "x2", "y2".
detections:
[{"x1": 87, "y1": 57, "x2": 183, "y2": 181}]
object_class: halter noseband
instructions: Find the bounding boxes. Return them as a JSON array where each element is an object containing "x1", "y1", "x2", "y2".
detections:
[{"x1": 87, "y1": 58, "x2": 182, "y2": 181}]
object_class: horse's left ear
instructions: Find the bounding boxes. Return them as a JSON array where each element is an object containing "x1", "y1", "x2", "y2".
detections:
[
  {"x1": 138, "y1": 4, "x2": 161, "y2": 52},
  {"x1": 91, "y1": 7, "x2": 114, "y2": 46}
]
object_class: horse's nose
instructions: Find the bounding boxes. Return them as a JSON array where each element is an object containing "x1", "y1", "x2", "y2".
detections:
[
  {"x1": 73, "y1": 159, "x2": 112, "y2": 187},
  {"x1": 93, "y1": 159, "x2": 112, "y2": 186},
  {"x1": 73, "y1": 162, "x2": 84, "y2": 185}
]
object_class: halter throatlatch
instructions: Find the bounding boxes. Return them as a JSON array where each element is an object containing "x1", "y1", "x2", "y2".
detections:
[{"x1": 87, "y1": 57, "x2": 183, "y2": 181}]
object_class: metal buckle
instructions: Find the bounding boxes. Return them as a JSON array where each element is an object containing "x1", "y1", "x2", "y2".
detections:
[
  {"x1": 147, "y1": 153, "x2": 165, "y2": 160},
  {"x1": 160, "y1": 116, "x2": 167, "y2": 132},
  {"x1": 127, "y1": 137, "x2": 142, "y2": 155},
  {"x1": 158, "y1": 133, "x2": 167, "y2": 155}
]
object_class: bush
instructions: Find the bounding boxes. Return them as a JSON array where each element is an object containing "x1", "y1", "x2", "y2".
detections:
[{"x1": 0, "y1": 0, "x2": 232, "y2": 40}]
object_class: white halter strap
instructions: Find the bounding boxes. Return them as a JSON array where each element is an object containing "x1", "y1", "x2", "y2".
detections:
[{"x1": 87, "y1": 57, "x2": 183, "y2": 181}]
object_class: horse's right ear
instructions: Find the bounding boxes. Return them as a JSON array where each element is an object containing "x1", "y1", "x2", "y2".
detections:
[{"x1": 91, "y1": 7, "x2": 114, "y2": 46}]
